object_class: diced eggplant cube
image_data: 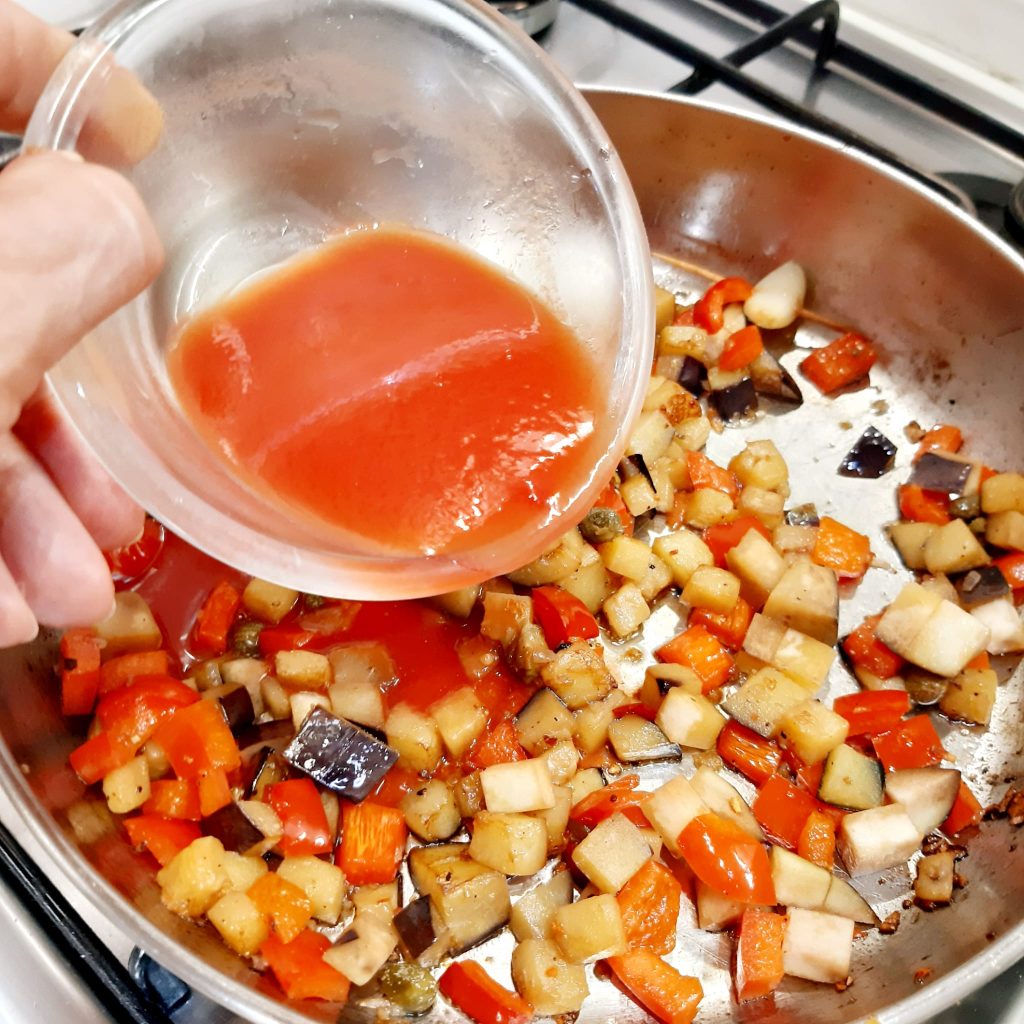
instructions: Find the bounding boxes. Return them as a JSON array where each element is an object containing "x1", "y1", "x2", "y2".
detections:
[
  {"x1": 433, "y1": 868, "x2": 511, "y2": 955},
  {"x1": 986, "y1": 510, "x2": 1024, "y2": 551},
  {"x1": 283, "y1": 706, "x2": 398, "y2": 801},
  {"x1": 401, "y1": 779, "x2": 462, "y2": 842},
  {"x1": 838, "y1": 426, "x2": 897, "y2": 479},
  {"x1": 939, "y1": 667, "x2": 998, "y2": 725},
  {"x1": 711, "y1": 377, "x2": 758, "y2": 422},
  {"x1": 884, "y1": 767, "x2": 961, "y2": 835},
  {"x1": 469, "y1": 812, "x2": 548, "y2": 876},
  {"x1": 971, "y1": 598, "x2": 1024, "y2": 655},
  {"x1": 749, "y1": 349, "x2": 803, "y2": 403},
  {"x1": 923, "y1": 519, "x2": 989, "y2": 575},
  {"x1": 394, "y1": 896, "x2": 439, "y2": 961},
  {"x1": 888, "y1": 522, "x2": 938, "y2": 570},
  {"x1": 515, "y1": 689, "x2": 575, "y2": 756},
  {"x1": 908, "y1": 452, "x2": 972, "y2": 493},
  {"x1": 643, "y1": 776, "x2": 708, "y2": 857},
  {"x1": 540, "y1": 640, "x2": 615, "y2": 709},
  {"x1": 430, "y1": 688, "x2": 487, "y2": 759},
  {"x1": 819, "y1": 745, "x2": 883, "y2": 810},
  {"x1": 696, "y1": 880, "x2": 745, "y2": 931},
  {"x1": 608, "y1": 716, "x2": 681, "y2": 763},
  {"x1": 552, "y1": 894, "x2": 627, "y2": 963},
  {"x1": 785, "y1": 503, "x2": 819, "y2": 527},
  {"x1": 838, "y1": 804, "x2": 922, "y2": 876},
  {"x1": 510, "y1": 871, "x2": 573, "y2": 942},
  {"x1": 215, "y1": 685, "x2": 256, "y2": 735},
  {"x1": 656, "y1": 689, "x2": 726, "y2": 750},
  {"x1": 724, "y1": 667, "x2": 807, "y2": 738},
  {"x1": 955, "y1": 566, "x2": 1011, "y2": 608},
  {"x1": 511, "y1": 938, "x2": 589, "y2": 1015},
  {"x1": 762, "y1": 557, "x2": 839, "y2": 645},
  {"x1": 770, "y1": 847, "x2": 831, "y2": 910},
  {"x1": 822, "y1": 875, "x2": 877, "y2": 925},
  {"x1": 690, "y1": 767, "x2": 763, "y2": 840},
  {"x1": 533, "y1": 785, "x2": 572, "y2": 856},
  {"x1": 568, "y1": 768, "x2": 606, "y2": 807},
  {"x1": 981, "y1": 472, "x2": 1024, "y2": 514},
  {"x1": 572, "y1": 813, "x2": 651, "y2": 894},
  {"x1": 678, "y1": 354, "x2": 707, "y2": 397},
  {"x1": 782, "y1": 907, "x2": 853, "y2": 984},
  {"x1": 203, "y1": 802, "x2": 265, "y2": 855},
  {"x1": 778, "y1": 699, "x2": 849, "y2": 766},
  {"x1": 276, "y1": 855, "x2": 346, "y2": 924},
  {"x1": 322, "y1": 907, "x2": 398, "y2": 986}
]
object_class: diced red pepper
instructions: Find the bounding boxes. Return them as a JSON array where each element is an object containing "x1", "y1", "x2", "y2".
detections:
[
  {"x1": 688, "y1": 596, "x2": 753, "y2": 650},
  {"x1": 752, "y1": 775, "x2": 818, "y2": 850},
  {"x1": 995, "y1": 553, "x2": 1024, "y2": 592},
  {"x1": 296, "y1": 602, "x2": 361, "y2": 645},
  {"x1": 104, "y1": 517, "x2": 166, "y2": 585},
  {"x1": 337, "y1": 801, "x2": 407, "y2": 885},
  {"x1": 266, "y1": 778, "x2": 333, "y2": 856},
  {"x1": 656, "y1": 625, "x2": 733, "y2": 693},
  {"x1": 617, "y1": 859, "x2": 682, "y2": 955},
  {"x1": 190, "y1": 581, "x2": 241, "y2": 657},
  {"x1": 799, "y1": 332, "x2": 877, "y2": 393},
  {"x1": 591, "y1": 481, "x2": 634, "y2": 537},
  {"x1": 60, "y1": 628, "x2": 103, "y2": 716},
  {"x1": 144, "y1": 779, "x2": 201, "y2": 821},
  {"x1": 942, "y1": 781, "x2": 984, "y2": 835},
  {"x1": 467, "y1": 720, "x2": 528, "y2": 770},
  {"x1": 717, "y1": 721, "x2": 782, "y2": 785},
  {"x1": 965, "y1": 651, "x2": 991, "y2": 671},
  {"x1": 69, "y1": 731, "x2": 135, "y2": 785},
  {"x1": 735, "y1": 908, "x2": 786, "y2": 1002},
  {"x1": 672, "y1": 305, "x2": 696, "y2": 327},
  {"x1": 693, "y1": 276, "x2": 753, "y2": 333},
  {"x1": 98, "y1": 650, "x2": 171, "y2": 695},
  {"x1": 531, "y1": 585, "x2": 600, "y2": 647},
  {"x1": 719, "y1": 324, "x2": 764, "y2": 372},
  {"x1": 96, "y1": 676, "x2": 199, "y2": 753},
  {"x1": 785, "y1": 748, "x2": 825, "y2": 792},
  {"x1": 703, "y1": 517, "x2": 772, "y2": 568},
  {"x1": 198, "y1": 768, "x2": 233, "y2": 817},
  {"x1": 123, "y1": 815, "x2": 201, "y2": 867},
  {"x1": 811, "y1": 516, "x2": 873, "y2": 580},
  {"x1": 797, "y1": 809, "x2": 836, "y2": 870},
  {"x1": 258, "y1": 622, "x2": 316, "y2": 655},
  {"x1": 249, "y1": 873, "x2": 313, "y2": 943},
  {"x1": 608, "y1": 951, "x2": 704, "y2": 1024},
  {"x1": 261, "y1": 930, "x2": 350, "y2": 1003},
  {"x1": 368, "y1": 764, "x2": 421, "y2": 808},
  {"x1": 569, "y1": 775, "x2": 649, "y2": 829},
  {"x1": 899, "y1": 485, "x2": 950, "y2": 525},
  {"x1": 841, "y1": 615, "x2": 904, "y2": 679},
  {"x1": 833, "y1": 690, "x2": 911, "y2": 737},
  {"x1": 687, "y1": 451, "x2": 739, "y2": 501},
  {"x1": 438, "y1": 960, "x2": 533, "y2": 1024},
  {"x1": 872, "y1": 715, "x2": 947, "y2": 772},
  {"x1": 915, "y1": 424, "x2": 963, "y2": 461},
  {"x1": 677, "y1": 813, "x2": 775, "y2": 905},
  {"x1": 152, "y1": 699, "x2": 240, "y2": 779}
]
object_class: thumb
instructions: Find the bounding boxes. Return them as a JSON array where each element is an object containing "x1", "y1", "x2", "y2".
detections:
[{"x1": 0, "y1": 151, "x2": 163, "y2": 433}]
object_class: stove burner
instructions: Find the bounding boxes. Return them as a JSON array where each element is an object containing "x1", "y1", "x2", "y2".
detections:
[
  {"x1": 1008, "y1": 179, "x2": 1024, "y2": 244},
  {"x1": 488, "y1": 0, "x2": 560, "y2": 37},
  {"x1": 940, "y1": 173, "x2": 1024, "y2": 248}
]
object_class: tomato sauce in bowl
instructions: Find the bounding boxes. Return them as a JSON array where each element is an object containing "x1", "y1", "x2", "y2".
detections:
[{"x1": 169, "y1": 227, "x2": 602, "y2": 558}]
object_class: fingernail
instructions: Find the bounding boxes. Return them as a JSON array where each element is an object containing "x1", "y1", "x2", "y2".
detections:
[{"x1": 20, "y1": 146, "x2": 84, "y2": 163}]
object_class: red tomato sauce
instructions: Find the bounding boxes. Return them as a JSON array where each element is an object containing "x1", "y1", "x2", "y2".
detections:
[{"x1": 169, "y1": 226, "x2": 600, "y2": 556}]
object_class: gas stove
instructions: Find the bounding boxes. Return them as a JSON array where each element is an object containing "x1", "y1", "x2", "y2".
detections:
[{"x1": 3, "y1": 1, "x2": 1024, "y2": 1022}]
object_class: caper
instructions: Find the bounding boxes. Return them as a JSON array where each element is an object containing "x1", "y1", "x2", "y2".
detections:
[
  {"x1": 231, "y1": 620, "x2": 264, "y2": 658},
  {"x1": 379, "y1": 961, "x2": 437, "y2": 1016},
  {"x1": 579, "y1": 506, "x2": 624, "y2": 545},
  {"x1": 905, "y1": 670, "x2": 948, "y2": 706},
  {"x1": 949, "y1": 493, "x2": 981, "y2": 520}
]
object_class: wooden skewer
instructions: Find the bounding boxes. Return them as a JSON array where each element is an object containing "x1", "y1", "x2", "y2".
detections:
[{"x1": 651, "y1": 249, "x2": 852, "y2": 333}]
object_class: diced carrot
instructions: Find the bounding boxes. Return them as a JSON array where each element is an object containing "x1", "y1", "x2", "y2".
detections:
[
  {"x1": 692, "y1": 276, "x2": 753, "y2": 333},
  {"x1": 438, "y1": 961, "x2": 533, "y2": 1024},
  {"x1": 191, "y1": 581, "x2": 242, "y2": 656},
  {"x1": 59, "y1": 628, "x2": 103, "y2": 716},
  {"x1": 687, "y1": 451, "x2": 739, "y2": 500},
  {"x1": 735, "y1": 909, "x2": 786, "y2": 1002},
  {"x1": 841, "y1": 614, "x2": 904, "y2": 679},
  {"x1": 799, "y1": 332, "x2": 877, "y2": 393},
  {"x1": 144, "y1": 779, "x2": 201, "y2": 821},
  {"x1": 656, "y1": 625, "x2": 733, "y2": 693},
  {"x1": 571, "y1": 776, "x2": 650, "y2": 829},
  {"x1": 797, "y1": 810, "x2": 836, "y2": 869},
  {"x1": 198, "y1": 768, "x2": 232, "y2": 817},
  {"x1": 811, "y1": 516, "x2": 872, "y2": 580},
  {"x1": 617, "y1": 859, "x2": 682, "y2": 955},
  {"x1": 592, "y1": 481, "x2": 634, "y2": 537},
  {"x1": 717, "y1": 721, "x2": 781, "y2": 785},
  {"x1": 719, "y1": 324, "x2": 764, "y2": 371},
  {"x1": 337, "y1": 801, "x2": 407, "y2": 885},
  {"x1": 261, "y1": 930, "x2": 350, "y2": 1002},
  {"x1": 833, "y1": 690, "x2": 911, "y2": 737},
  {"x1": 123, "y1": 815, "x2": 201, "y2": 867},
  {"x1": 943, "y1": 781, "x2": 984, "y2": 836},
  {"x1": 98, "y1": 650, "x2": 171, "y2": 695},
  {"x1": 703, "y1": 518, "x2": 772, "y2": 568},
  {"x1": 899, "y1": 484, "x2": 951, "y2": 524},
  {"x1": 689, "y1": 596, "x2": 753, "y2": 650},
  {"x1": 467, "y1": 719, "x2": 528, "y2": 770},
  {"x1": 872, "y1": 715, "x2": 947, "y2": 772},
  {"x1": 248, "y1": 873, "x2": 313, "y2": 943},
  {"x1": 752, "y1": 775, "x2": 818, "y2": 850},
  {"x1": 607, "y1": 951, "x2": 704, "y2": 1024},
  {"x1": 915, "y1": 424, "x2": 963, "y2": 460}
]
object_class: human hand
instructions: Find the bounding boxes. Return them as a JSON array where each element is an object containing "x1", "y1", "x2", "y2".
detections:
[{"x1": 0, "y1": 0, "x2": 164, "y2": 646}]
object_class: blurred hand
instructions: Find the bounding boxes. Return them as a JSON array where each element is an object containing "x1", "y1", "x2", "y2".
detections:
[{"x1": 0, "y1": 0, "x2": 163, "y2": 646}]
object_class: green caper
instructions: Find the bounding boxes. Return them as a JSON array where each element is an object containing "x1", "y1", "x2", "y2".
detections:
[
  {"x1": 231, "y1": 620, "x2": 264, "y2": 658},
  {"x1": 379, "y1": 961, "x2": 437, "y2": 1016},
  {"x1": 302, "y1": 592, "x2": 326, "y2": 610},
  {"x1": 905, "y1": 670, "x2": 948, "y2": 706},
  {"x1": 579, "y1": 506, "x2": 624, "y2": 545},
  {"x1": 949, "y1": 493, "x2": 981, "y2": 520}
]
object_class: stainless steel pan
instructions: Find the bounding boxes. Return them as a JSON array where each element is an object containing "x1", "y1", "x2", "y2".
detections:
[{"x1": 1, "y1": 88, "x2": 1023, "y2": 1024}]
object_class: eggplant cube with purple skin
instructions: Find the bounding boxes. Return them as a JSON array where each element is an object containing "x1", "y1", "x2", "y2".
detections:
[{"x1": 284, "y1": 707, "x2": 398, "y2": 801}]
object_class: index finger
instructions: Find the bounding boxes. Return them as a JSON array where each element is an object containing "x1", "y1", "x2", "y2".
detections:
[{"x1": 0, "y1": 0, "x2": 162, "y2": 163}]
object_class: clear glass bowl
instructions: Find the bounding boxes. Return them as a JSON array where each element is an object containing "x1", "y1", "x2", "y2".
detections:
[{"x1": 24, "y1": 0, "x2": 653, "y2": 599}]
